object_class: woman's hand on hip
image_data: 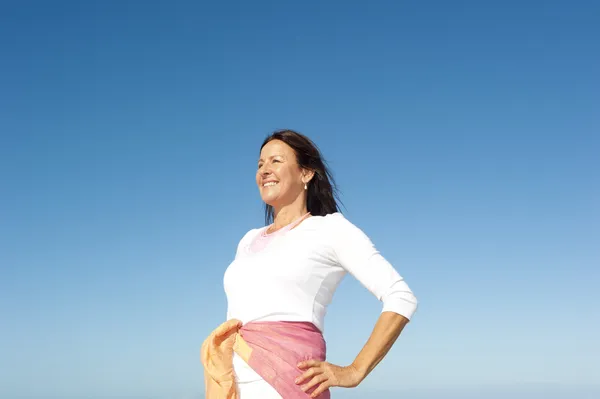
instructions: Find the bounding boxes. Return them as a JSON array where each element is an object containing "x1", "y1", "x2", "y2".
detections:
[{"x1": 295, "y1": 360, "x2": 363, "y2": 397}]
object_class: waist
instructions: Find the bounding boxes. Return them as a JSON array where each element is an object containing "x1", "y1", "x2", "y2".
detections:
[
  {"x1": 202, "y1": 319, "x2": 329, "y2": 398},
  {"x1": 227, "y1": 311, "x2": 327, "y2": 333},
  {"x1": 235, "y1": 321, "x2": 327, "y2": 385}
]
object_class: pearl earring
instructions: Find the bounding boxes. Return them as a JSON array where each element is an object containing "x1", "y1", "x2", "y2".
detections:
[{"x1": 304, "y1": 183, "x2": 307, "y2": 190}]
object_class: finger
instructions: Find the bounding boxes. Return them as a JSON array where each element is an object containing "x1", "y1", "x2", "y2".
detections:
[
  {"x1": 310, "y1": 380, "x2": 331, "y2": 398},
  {"x1": 301, "y1": 373, "x2": 328, "y2": 392},
  {"x1": 297, "y1": 359, "x2": 321, "y2": 369},
  {"x1": 295, "y1": 366, "x2": 321, "y2": 384}
]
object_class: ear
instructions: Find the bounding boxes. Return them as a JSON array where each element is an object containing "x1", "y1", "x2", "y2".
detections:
[{"x1": 302, "y1": 168, "x2": 315, "y2": 184}]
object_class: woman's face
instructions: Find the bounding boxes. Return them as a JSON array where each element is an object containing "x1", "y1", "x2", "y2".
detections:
[{"x1": 256, "y1": 140, "x2": 307, "y2": 207}]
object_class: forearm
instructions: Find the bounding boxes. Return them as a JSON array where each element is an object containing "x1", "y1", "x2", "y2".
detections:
[{"x1": 350, "y1": 311, "x2": 409, "y2": 382}]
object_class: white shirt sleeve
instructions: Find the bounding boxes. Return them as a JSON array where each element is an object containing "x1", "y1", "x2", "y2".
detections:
[{"x1": 328, "y1": 214, "x2": 418, "y2": 320}]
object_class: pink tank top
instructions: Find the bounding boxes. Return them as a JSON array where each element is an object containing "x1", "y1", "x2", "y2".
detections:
[{"x1": 249, "y1": 212, "x2": 311, "y2": 253}]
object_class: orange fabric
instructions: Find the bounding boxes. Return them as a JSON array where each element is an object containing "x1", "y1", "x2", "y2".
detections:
[{"x1": 200, "y1": 319, "x2": 252, "y2": 399}]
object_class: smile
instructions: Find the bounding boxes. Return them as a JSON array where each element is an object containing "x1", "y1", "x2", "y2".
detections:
[{"x1": 263, "y1": 182, "x2": 279, "y2": 187}]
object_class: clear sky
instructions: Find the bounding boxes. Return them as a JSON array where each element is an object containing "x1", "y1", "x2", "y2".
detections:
[{"x1": 1, "y1": 1, "x2": 598, "y2": 399}]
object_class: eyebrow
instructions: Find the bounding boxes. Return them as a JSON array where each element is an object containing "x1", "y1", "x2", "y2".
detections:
[{"x1": 258, "y1": 155, "x2": 285, "y2": 163}]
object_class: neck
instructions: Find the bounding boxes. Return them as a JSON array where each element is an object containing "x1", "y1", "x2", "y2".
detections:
[{"x1": 272, "y1": 202, "x2": 308, "y2": 230}]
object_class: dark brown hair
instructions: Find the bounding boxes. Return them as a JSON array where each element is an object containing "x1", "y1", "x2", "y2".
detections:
[{"x1": 260, "y1": 129, "x2": 342, "y2": 224}]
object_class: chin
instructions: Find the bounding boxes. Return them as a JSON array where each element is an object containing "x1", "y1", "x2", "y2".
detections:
[
  {"x1": 261, "y1": 198, "x2": 279, "y2": 207},
  {"x1": 259, "y1": 193, "x2": 277, "y2": 205}
]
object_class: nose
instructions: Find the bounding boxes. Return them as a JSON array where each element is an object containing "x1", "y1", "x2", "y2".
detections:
[
  {"x1": 261, "y1": 170, "x2": 272, "y2": 181},
  {"x1": 259, "y1": 164, "x2": 272, "y2": 177}
]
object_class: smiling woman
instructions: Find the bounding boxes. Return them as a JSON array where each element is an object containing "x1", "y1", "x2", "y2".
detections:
[
  {"x1": 257, "y1": 131, "x2": 340, "y2": 228},
  {"x1": 201, "y1": 129, "x2": 418, "y2": 399}
]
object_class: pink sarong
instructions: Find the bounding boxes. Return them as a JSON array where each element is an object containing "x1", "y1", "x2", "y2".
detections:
[{"x1": 201, "y1": 319, "x2": 330, "y2": 399}]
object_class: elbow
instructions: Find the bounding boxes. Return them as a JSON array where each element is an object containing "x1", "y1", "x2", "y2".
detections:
[{"x1": 381, "y1": 284, "x2": 418, "y2": 321}]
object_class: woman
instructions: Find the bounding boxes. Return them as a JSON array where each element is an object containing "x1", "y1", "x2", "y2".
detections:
[{"x1": 201, "y1": 130, "x2": 418, "y2": 398}]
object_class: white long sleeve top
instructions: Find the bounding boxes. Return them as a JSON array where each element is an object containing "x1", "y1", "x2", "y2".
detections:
[
  {"x1": 224, "y1": 212, "x2": 418, "y2": 385},
  {"x1": 224, "y1": 212, "x2": 418, "y2": 330}
]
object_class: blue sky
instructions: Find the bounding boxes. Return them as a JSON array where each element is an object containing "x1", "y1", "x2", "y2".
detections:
[{"x1": 0, "y1": 1, "x2": 598, "y2": 398}]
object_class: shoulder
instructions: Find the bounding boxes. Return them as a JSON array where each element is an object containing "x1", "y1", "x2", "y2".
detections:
[
  {"x1": 238, "y1": 227, "x2": 262, "y2": 246},
  {"x1": 318, "y1": 212, "x2": 359, "y2": 230},
  {"x1": 312, "y1": 213, "x2": 377, "y2": 261},
  {"x1": 232, "y1": 227, "x2": 262, "y2": 258},
  {"x1": 309, "y1": 212, "x2": 368, "y2": 238}
]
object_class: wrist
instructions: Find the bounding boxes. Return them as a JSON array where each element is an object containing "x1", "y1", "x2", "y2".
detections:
[{"x1": 348, "y1": 362, "x2": 368, "y2": 383}]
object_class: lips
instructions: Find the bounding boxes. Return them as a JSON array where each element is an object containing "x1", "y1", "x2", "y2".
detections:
[{"x1": 262, "y1": 181, "x2": 279, "y2": 187}]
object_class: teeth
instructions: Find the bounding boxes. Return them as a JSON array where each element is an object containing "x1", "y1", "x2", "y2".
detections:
[{"x1": 263, "y1": 182, "x2": 278, "y2": 187}]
